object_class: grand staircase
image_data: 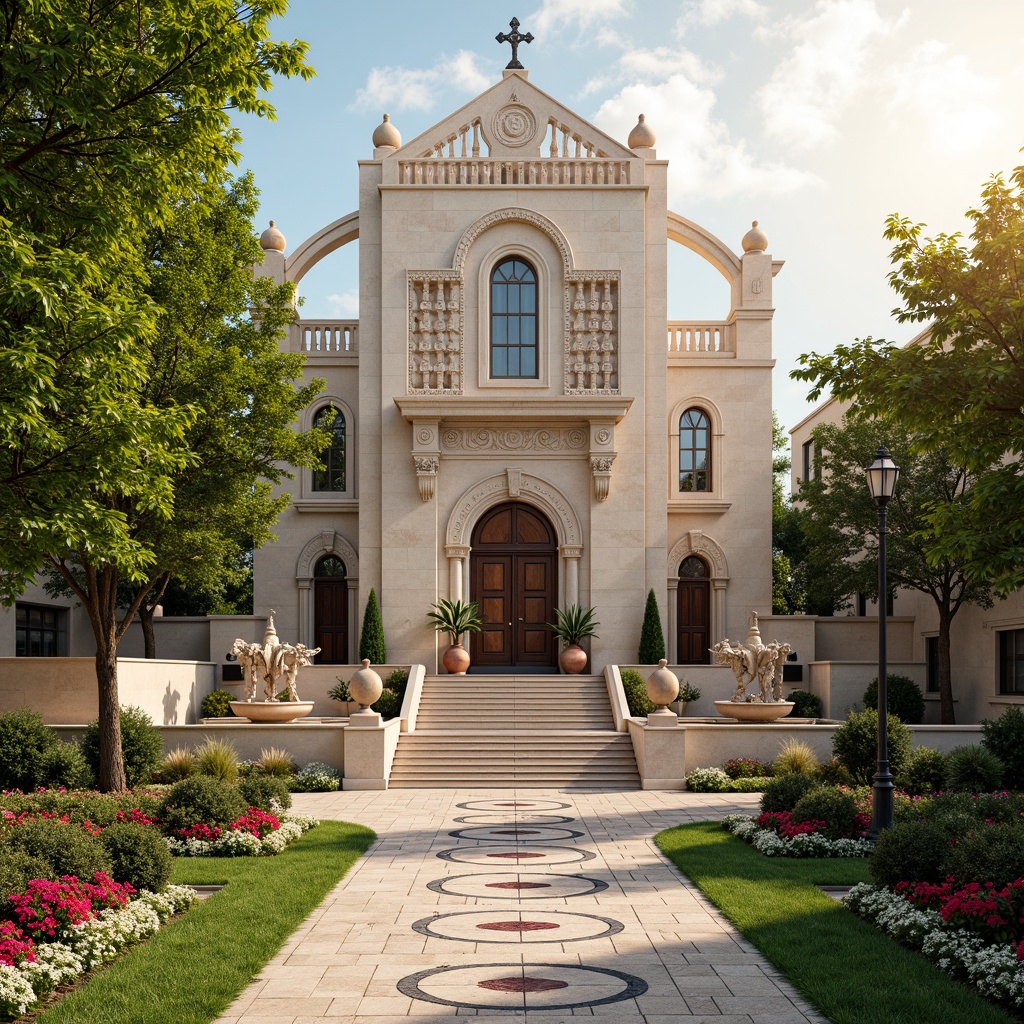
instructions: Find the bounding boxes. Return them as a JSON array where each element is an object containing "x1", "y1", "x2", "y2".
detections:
[{"x1": 388, "y1": 674, "x2": 640, "y2": 788}]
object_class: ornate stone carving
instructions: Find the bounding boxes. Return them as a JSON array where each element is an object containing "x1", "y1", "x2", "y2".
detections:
[
  {"x1": 454, "y1": 208, "x2": 573, "y2": 276},
  {"x1": 667, "y1": 531, "x2": 729, "y2": 580},
  {"x1": 408, "y1": 272, "x2": 463, "y2": 394},
  {"x1": 492, "y1": 103, "x2": 538, "y2": 148},
  {"x1": 440, "y1": 426, "x2": 587, "y2": 453},
  {"x1": 414, "y1": 455, "x2": 439, "y2": 502},
  {"x1": 507, "y1": 468, "x2": 522, "y2": 497},
  {"x1": 711, "y1": 612, "x2": 793, "y2": 705},
  {"x1": 565, "y1": 271, "x2": 619, "y2": 395},
  {"x1": 295, "y1": 531, "x2": 359, "y2": 581},
  {"x1": 590, "y1": 454, "x2": 615, "y2": 502}
]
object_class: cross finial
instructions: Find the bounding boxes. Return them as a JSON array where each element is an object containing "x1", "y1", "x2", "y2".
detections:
[{"x1": 496, "y1": 17, "x2": 534, "y2": 70}]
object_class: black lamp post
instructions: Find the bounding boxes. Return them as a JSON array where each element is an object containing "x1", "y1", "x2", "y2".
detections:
[{"x1": 866, "y1": 444, "x2": 900, "y2": 839}]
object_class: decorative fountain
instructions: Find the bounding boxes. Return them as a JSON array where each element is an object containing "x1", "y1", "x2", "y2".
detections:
[
  {"x1": 228, "y1": 612, "x2": 320, "y2": 722},
  {"x1": 710, "y1": 612, "x2": 794, "y2": 722}
]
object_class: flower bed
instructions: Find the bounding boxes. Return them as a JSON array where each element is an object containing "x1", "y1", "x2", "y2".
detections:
[
  {"x1": 167, "y1": 812, "x2": 318, "y2": 856},
  {"x1": 0, "y1": 874, "x2": 195, "y2": 1020},
  {"x1": 845, "y1": 883, "x2": 1024, "y2": 1010},
  {"x1": 722, "y1": 813, "x2": 874, "y2": 858}
]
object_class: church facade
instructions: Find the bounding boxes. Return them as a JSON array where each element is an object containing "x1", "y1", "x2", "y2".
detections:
[{"x1": 251, "y1": 62, "x2": 781, "y2": 674}]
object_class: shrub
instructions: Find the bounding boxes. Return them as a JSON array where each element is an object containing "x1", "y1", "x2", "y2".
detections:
[
  {"x1": 373, "y1": 688, "x2": 402, "y2": 719},
  {"x1": 637, "y1": 588, "x2": 666, "y2": 663},
  {"x1": 943, "y1": 744, "x2": 1004, "y2": 792},
  {"x1": 81, "y1": 705, "x2": 163, "y2": 789},
  {"x1": 788, "y1": 690, "x2": 823, "y2": 718},
  {"x1": 239, "y1": 774, "x2": 292, "y2": 812},
  {"x1": 4, "y1": 820, "x2": 111, "y2": 881},
  {"x1": 722, "y1": 757, "x2": 771, "y2": 780},
  {"x1": 981, "y1": 705, "x2": 1024, "y2": 790},
  {"x1": 0, "y1": 849, "x2": 53, "y2": 906},
  {"x1": 678, "y1": 681, "x2": 701, "y2": 703},
  {"x1": 772, "y1": 739, "x2": 820, "y2": 776},
  {"x1": 726, "y1": 777, "x2": 769, "y2": 793},
  {"x1": 359, "y1": 588, "x2": 386, "y2": 664},
  {"x1": 200, "y1": 689, "x2": 234, "y2": 718},
  {"x1": 36, "y1": 741, "x2": 93, "y2": 789},
  {"x1": 620, "y1": 669, "x2": 655, "y2": 716},
  {"x1": 863, "y1": 674, "x2": 926, "y2": 725},
  {"x1": 816, "y1": 757, "x2": 854, "y2": 787},
  {"x1": 831, "y1": 708, "x2": 912, "y2": 786},
  {"x1": 685, "y1": 767, "x2": 729, "y2": 792},
  {"x1": 759, "y1": 773, "x2": 819, "y2": 814},
  {"x1": 160, "y1": 776, "x2": 248, "y2": 833},
  {"x1": 896, "y1": 746, "x2": 947, "y2": 797},
  {"x1": 870, "y1": 819, "x2": 960, "y2": 886},
  {"x1": 0, "y1": 709, "x2": 57, "y2": 791},
  {"x1": 193, "y1": 738, "x2": 240, "y2": 784},
  {"x1": 328, "y1": 678, "x2": 352, "y2": 704},
  {"x1": 791, "y1": 786, "x2": 863, "y2": 841},
  {"x1": 257, "y1": 747, "x2": 295, "y2": 779},
  {"x1": 292, "y1": 762, "x2": 341, "y2": 792},
  {"x1": 944, "y1": 821, "x2": 1024, "y2": 887},
  {"x1": 160, "y1": 747, "x2": 196, "y2": 783},
  {"x1": 386, "y1": 669, "x2": 409, "y2": 704},
  {"x1": 100, "y1": 822, "x2": 172, "y2": 892}
]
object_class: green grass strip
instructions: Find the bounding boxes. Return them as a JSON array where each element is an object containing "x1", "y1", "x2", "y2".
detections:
[
  {"x1": 657, "y1": 823, "x2": 1015, "y2": 1024},
  {"x1": 36, "y1": 821, "x2": 375, "y2": 1024}
]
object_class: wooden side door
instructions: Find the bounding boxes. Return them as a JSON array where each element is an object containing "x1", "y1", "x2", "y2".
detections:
[
  {"x1": 516, "y1": 553, "x2": 558, "y2": 666},
  {"x1": 677, "y1": 578, "x2": 710, "y2": 664},
  {"x1": 314, "y1": 578, "x2": 348, "y2": 664}
]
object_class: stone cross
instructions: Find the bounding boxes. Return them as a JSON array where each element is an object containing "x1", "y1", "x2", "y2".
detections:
[{"x1": 496, "y1": 17, "x2": 534, "y2": 70}]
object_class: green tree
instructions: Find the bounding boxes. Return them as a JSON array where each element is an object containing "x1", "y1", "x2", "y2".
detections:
[
  {"x1": 793, "y1": 158, "x2": 1024, "y2": 595},
  {"x1": 359, "y1": 589, "x2": 387, "y2": 664},
  {"x1": 796, "y1": 417, "x2": 991, "y2": 723},
  {"x1": 637, "y1": 588, "x2": 666, "y2": 663},
  {"x1": 771, "y1": 412, "x2": 809, "y2": 614},
  {"x1": 0, "y1": 2, "x2": 312, "y2": 791}
]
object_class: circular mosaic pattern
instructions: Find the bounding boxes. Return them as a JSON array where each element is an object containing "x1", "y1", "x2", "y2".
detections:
[
  {"x1": 449, "y1": 825, "x2": 584, "y2": 843},
  {"x1": 397, "y1": 962, "x2": 648, "y2": 1010},
  {"x1": 457, "y1": 799, "x2": 573, "y2": 812},
  {"x1": 436, "y1": 844, "x2": 595, "y2": 865},
  {"x1": 412, "y1": 910, "x2": 623, "y2": 944},
  {"x1": 453, "y1": 813, "x2": 575, "y2": 826},
  {"x1": 426, "y1": 872, "x2": 608, "y2": 899},
  {"x1": 491, "y1": 103, "x2": 538, "y2": 148}
]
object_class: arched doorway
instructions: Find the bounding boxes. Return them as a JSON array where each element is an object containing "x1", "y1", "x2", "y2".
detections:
[
  {"x1": 677, "y1": 556, "x2": 710, "y2": 664},
  {"x1": 314, "y1": 556, "x2": 348, "y2": 664},
  {"x1": 471, "y1": 502, "x2": 558, "y2": 669}
]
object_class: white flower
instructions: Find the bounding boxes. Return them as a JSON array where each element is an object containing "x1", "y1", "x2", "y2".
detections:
[
  {"x1": 685, "y1": 767, "x2": 731, "y2": 792},
  {"x1": 0, "y1": 965, "x2": 37, "y2": 1018}
]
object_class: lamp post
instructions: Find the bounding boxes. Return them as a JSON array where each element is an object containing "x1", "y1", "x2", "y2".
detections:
[{"x1": 866, "y1": 444, "x2": 900, "y2": 839}]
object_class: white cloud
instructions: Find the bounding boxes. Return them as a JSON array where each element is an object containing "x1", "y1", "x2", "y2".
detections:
[
  {"x1": 756, "y1": 0, "x2": 904, "y2": 150},
  {"x1": 594, "y1": 76, "x2": 817, "y2": 201},
  {"x1": 350, "y1": 51, "x2": 490, "y2": 112},
  {"x1": 326, "y1": 289, "x2": 359, "y2": 317},
  {"x1": 528, "y1": 0, "x2": 630, "y2": 36},
  {"x1": 676, "y1": 0, "x2": 767, "y2": 33},
  {"x1": 885, "y1": 41, "x2": 999, "y2": 149}
]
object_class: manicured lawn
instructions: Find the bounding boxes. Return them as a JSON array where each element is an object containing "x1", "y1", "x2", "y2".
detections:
[
  {"x1": 35, "y1": 820, "x2": 375, "y2": 1024},
  {"x1": 657, "y1": 822, "x2": 1016, "y2": 1024}
]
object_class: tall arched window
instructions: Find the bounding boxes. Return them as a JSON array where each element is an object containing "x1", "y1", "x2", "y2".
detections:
[
  {"x1": 313, "y1": 406, "x2": 346, "y2": 492},
  {"x1": 679, "y1": 408, "x2": 710, "y2": 492},
  {"x1": 490, "y1": 257, "x2": 537, "y2": 378}
]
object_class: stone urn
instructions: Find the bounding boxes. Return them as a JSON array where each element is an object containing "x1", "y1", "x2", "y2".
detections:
[
  {"x1": 443, "y1": 643, "x2": 471, "y2": 675},
  {"x1": 713, "y1": 700, "x2": 795, "y2": 722},
  {"x1": 349, "y1": 659, "x2": 383, "y2": 714},
  {"x1": 559, "y1": 644, "x2": 588, "y2": 675},
  {"x1": 229, "y1": 700, "x2": 315, "y2": 723},
  {"x1": 645, "y1": 659, "x2": 680, "y2": 725}
]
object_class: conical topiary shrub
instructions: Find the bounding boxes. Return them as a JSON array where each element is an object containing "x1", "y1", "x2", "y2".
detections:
[
  {"x1": 637, "y1": 588, "x2": 666, "y2": 663},
  {"x1": 359, "y1": 588, "x2": 386, "y2": 664}
]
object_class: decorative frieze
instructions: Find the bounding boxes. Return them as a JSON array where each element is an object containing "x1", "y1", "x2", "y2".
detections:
[
  {"x1": 565, "y1": 272, "x2": 619, "y2": 395},
  {"x1": 440, "y1": 426, "x2": 587, "y2": 454},
  {"x1": 408, "y1": 273, "x2": 463, "y2": 394}
]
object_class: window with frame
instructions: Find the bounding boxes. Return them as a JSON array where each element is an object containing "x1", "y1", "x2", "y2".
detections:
[
  {"x1": 490, "y1": 257, "x2": 537, "y2": 378},
  {"x1": 678, "y1": 408, "x2": 710, "y2": 492},
  {"x1": 999, "y1": 629, "x2": 1024, "y2": 695},
  {"x1": 802, "y1": 439, "x2": 820, "y2": 482},
  {"x1": 925, "y1": 635, "x2": 939, "y2": 693},
  {"x1": 16, "y1": 604, "x2": 67, "y2": 657},
  {"x1": 312, "y1": 406, "x2": 346, "y2": 492}
]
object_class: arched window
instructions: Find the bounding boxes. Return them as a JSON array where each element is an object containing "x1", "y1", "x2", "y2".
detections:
[
  {"x1": 490, "y1": 257, "x2": 537, "y2": 378},
  {"x1": 678, "y1": 408, "x2": 710, "y2": 492},
  {"x1": 315, "y1": 556, "x2": 347, "y2": 578},
  {"x1": 679, "y1": 556, "x2": 708, "y2": 578},
  {"x1": 312, "y1": 406, "x2": 346, "y2": 492}
]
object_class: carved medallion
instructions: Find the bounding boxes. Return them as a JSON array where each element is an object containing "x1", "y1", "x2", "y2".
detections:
[{"x1": 492, "y1": 103, "x2": 537, "y2": 148}]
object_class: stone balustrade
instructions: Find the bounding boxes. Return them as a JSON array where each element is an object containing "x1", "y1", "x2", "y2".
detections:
[
  {"x1": 398, "y1": 158, "x2": 630, "y2": 186},
  {"x1": 667, "y1": 321, "x2": 733, "y2": 356},
  {"x1": 291, "y1": 320, "x2": 358, "y2": 356}
]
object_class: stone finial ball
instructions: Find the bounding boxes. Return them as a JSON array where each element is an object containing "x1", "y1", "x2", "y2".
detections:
[
  {"x1": 372, "y1": 113, "x2": 402, "y2": 149},
  {"x1": 741, "y1": 219, "x2": 768, "y2": 253},
  {"x1": 645, "y1": 659, "x2": 680, "y2": 708},
  {"x1": 627, "y1": 113, "x2": 656, "y2": 149},
  {"x1": 349, "y1": 659, "x2": 383, "y2": 707},
  {"x1": 259, "y1": 220, "x2": 286, "y2": 252}
]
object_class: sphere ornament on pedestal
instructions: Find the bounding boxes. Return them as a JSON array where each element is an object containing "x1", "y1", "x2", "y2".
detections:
[
  {"x1": 645, "y1": 659, "x2": 680, "y2": 709},
  {"x1": 349, "y1": 659, "x2": 383, "y2": 711}
]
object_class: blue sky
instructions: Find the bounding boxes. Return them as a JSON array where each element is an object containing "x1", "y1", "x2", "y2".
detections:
[{"x1": 234, "y1": 0, "x2": 1024, "y2": 433}]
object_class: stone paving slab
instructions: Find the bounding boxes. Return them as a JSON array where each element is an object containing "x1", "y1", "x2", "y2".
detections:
[{"x1": 216, "y1": 790, "x2": 827, "y2": 1023}]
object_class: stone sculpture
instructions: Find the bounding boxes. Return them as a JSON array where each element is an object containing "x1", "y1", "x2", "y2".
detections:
[
  {"x1": 230, "y1": 612, "x2": 320, "y2": 703},
  {"x1": 710, "y1": 612, "x2": 792, "y2": 704}
]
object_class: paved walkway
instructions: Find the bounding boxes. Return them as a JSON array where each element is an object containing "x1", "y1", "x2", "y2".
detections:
[{"x1": 218, "y1": 789, "x2": 828, "y2": 1024}]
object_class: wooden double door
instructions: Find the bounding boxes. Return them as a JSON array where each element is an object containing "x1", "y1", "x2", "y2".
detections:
[{"x1": 471, "y1": 503, "x2": 558, "y2": 669}]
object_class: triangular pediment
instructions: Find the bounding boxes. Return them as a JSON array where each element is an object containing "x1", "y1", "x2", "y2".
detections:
[{"x1": 391, "y1": 71, "x2": 636, "y2": 162}]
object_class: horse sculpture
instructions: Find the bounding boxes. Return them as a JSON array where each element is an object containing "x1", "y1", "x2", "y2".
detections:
[{"x1": 710, "y1": 613, "x2": 792, "y2": 704}]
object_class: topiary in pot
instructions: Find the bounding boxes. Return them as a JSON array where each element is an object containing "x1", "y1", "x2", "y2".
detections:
[
  {"x1": 359, "y1": 588, "x2": 387, "y2": 664},
  {"x1": 0, "y1": 708, "x2": 58, "y2": 791},
  {"x1": 428, "y1": 598, "x2": 483, "y2": 674},
  {"x1": 863, "y1": 674, "x2": 925, "y2": 725},
  {"x1": 100, "y1": 822, "x2": 173, "y2": 892},
  {"x1": 981, "y1": 705, "x2": 1024, "y2": 790},
  {"x1": 637, "y1": 588, "x2": 666, "y2": 663},
  {"x1": 549, "y1": 605, "x2": 600, "y2": 674},
  {"x1": 831, "y1": 708, "x2": 912, "y2": 786},
  {"x1": 943, "y1": 744, "x2": 1004, "y2": 793},
  {"x1": 82, "y1": 705, "x2": 163, "y2": 789}
]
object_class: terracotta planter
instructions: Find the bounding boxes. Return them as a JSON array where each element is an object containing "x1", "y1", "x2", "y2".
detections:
[
  {"x1": 559, "y1": 644, "x2": 588, "y2": 675},
  {"x1": 442, "y1": 642, "x2": 471, "y2": 675}
]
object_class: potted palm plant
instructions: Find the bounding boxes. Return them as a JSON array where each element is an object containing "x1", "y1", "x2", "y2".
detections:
[
  {"x1": 427, "y1": 598, "x2": 483, "y2": 674},
  {"x1": 549, "y1": 604, "x2": 599, "y2": 674}
]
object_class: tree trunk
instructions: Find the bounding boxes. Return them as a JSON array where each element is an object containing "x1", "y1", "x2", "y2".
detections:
[
  {"x1": 139, "y1": 604, "x2": 156, "y2": 659},
  {"x1": 95, "y1": 635, "x2": 127, "y2": 792},
  {"x1": 938, "y1": 604, "x2": 955, "y2": 725}
]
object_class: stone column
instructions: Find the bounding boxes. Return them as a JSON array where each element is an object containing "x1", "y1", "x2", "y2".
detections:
[
  {"x1": 297, "y1": 579, "x2": 312, "y2": 649},
  {"x1": 445, "y1": 545, "x2": 471, "y2": 602},
  {"x1": 347, "y1": 576, "x2": 359, "y2": 663},
  {"x1": 667, "y1": 577, "x2": 679, "y2": 663},
  {"x1": 562, "y1": 546, "x2": 583, "y2": 607}
]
